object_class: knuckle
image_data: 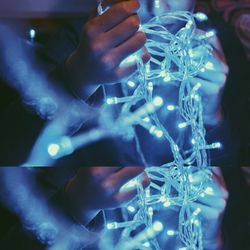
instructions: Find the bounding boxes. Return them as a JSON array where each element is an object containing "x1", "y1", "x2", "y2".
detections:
[
  {"x1": 101, "y1": 181, "x2": 114, "y2": 196},
  {"x1": 83, "y1": 22, "x2": 96, "y2": 39},
  {"x1": 136, "y1": 32, "x2": 147, "y2": 45},
  {"x1": 119, "y1": 2, "x2": 131, "y2": 16},
  {"x1": 90, "y1": 41, "x2": 104, "y2": 56},
  {"x1": 128, "y1": 15, "x2": 140, "y2": 31},
  {"x1": 101, "y1": 54, "x2": 115, "y2": 70}
]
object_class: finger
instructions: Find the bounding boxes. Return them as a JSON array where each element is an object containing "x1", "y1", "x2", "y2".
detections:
[
  {"x1": 190, "y1": 77, "x2": 225, "y2": 96},
  {"x1": 105, "y1": 31, "x2": 147, "y2": 69},
  {"x1": 91, "y1": 0, "x2": 140, "y2": 33},
  {"x1": 115, "y1": 172, "x2": 150, "y2": 203},
  {"x1": 101, "y1": 166, "x2": 145, "y2": 195},
  {"x1": 200, "y1": 56, "x2": 229, "y2": 75},
  {"x1": 102, "y1": 14, "x2": 141, "y2": 49},
  {"x1": 89, "y1": 166, "x2": 123, "y2": 182},
  {"x1": 115, "y1": 47, "x2": 150, "y2": 79},
  {"x1": 190, "y1": 202, "x2": 223, "y2": 222}
]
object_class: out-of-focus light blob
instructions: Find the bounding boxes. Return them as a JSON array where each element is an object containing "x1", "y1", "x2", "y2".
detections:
[
  {"x1": 195, "y1": 12, "x2": 208, "y2": 22},
  {"x1": 153, "y1": 221, "x2": 164, "y2": 232},
  {"x1": 153, "y1": 96, "x2": 164, "y2": 107},
  {"x1": 48, "y1": 143, "x2": 60, "y2": 157},
  {"x1": 166, "y1": 230, "x2": 176, "y2": 236}
]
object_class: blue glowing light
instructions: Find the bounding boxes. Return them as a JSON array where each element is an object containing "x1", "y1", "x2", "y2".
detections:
[
  {"x1": 153, "y1": 221, "x2": 164, "y2": 232},
  {"x1": 47, "y1": 144, "x2": 60, "y2": 157}
]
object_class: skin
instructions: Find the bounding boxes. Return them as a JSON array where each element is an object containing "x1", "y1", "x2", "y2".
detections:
[
  {"x1": 64, "y1": 166, "x2": 150, "y2": 225},
  {"x1": 65, "y1": 0, "x2": 150, "y2": 99}
]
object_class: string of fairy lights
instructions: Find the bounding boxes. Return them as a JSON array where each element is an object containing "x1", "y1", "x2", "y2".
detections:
[
  {"x1": 95, "y1": 2, "x2": 221, "y2": 250},
  {"x1": 43, "y1": 2, "x2": 223, "y2": 249}
]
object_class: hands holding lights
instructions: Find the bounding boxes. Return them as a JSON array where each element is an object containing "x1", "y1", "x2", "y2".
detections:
[
  {"x1": 65, "y1": 0, "x2": 150, "y2": 98},
  {"x1": 64, "y1": 166, "x2": 150, "y2": 225},
  {"x1": 191, "y1": 168, "x2": 228, "y2": 250},
  {"x1": 191, "y1": 35, "x2": 229, "y2": 127}
]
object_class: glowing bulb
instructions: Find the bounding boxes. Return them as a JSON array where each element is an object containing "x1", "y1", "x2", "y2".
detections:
[
  {"x1": 120, "y1": 178, "x2": 138, "y2": 191},
  {"x1": 166, "y1": 230, "x2": 175, "y2": 236},
  {"x1": 121, "y1": 53, "x2": 138, "y2": 65},
  {"x1": 191, "y1": 139, "x2": 196, "y2": 145},
  {"x1": 205, "y1": 61, "x2": 214, "y2": 70},
  {"x1": 167, "y1": 105, "x2": 175, "y2": 111},
  {"x1": 195, "y1": 12, "x2": 208, "y2": 22},
  {"x1": 206, "y1": 30, "x2": 216, "y2": 38},
  {"x1": 155, "y1": 129, "x2": 163, "y2": 138},
  {"x1": 163, "y1": 200, "x2": 171, "y2": 207},
  {"x1": 143, "y1": 117, "x2": 150, "y2": 123},
  {"x1": 153, "y1": 221, "x2": 163, "y2": 232},
  {"x1": 164, "y1": 73, "x2": 171, "y2": 82},
  {"x1": 178, "y1": 122, "x2": 188, "y2": 129},
  {"x1": 127, "y1": 81, "x2": 136, "y2": 88},
  {"x1": 212, "y1": 142, "x2": 222, "y2": 149},
  {"x1": 143, "y1": 242, "x2": 150, "y2": 248},
  {"x1": 153, "y1": 96, "x2": 164, "y2": 107},
  {"x1": 127, "y1": 206, "x2": 136, "y2": 213},
  {"x1": 193, "y1": 207, "x2": 201, "y2": 216},
  {"x1": 48, "y1": 144, "x2": 60, "y2": 157},
  {"x1": 147, "y1": 82, "x2": 154, "y2": 92},
  {"x1": 106, "y1": 98, "x2": 114, "y2": 105},
  {"x1": 29, "y1": 29, "x2": 36, "y2": 40},
  {"x1": 204, "y1": 186, "x2": 214, "y2": 195},
  {"x1": 107, "y1": 222, "x2": 117, "y2": 230}
]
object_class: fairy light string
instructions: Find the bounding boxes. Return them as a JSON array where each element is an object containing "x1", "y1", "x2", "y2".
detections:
[{"x1": 95, "y1": 2, "x2": 222, "y2": 249}]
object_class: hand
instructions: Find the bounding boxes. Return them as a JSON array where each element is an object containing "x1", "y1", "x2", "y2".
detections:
[
  {"x1": 191, "y1": 35, "x2": 229, "y2": 127},
  {"x1": 64, "y1": 166, "x2": 150, "y2": 225},
  {"x1": 65, "y1": 0, "x2": 150, "y2": 99},
  {"x1": 191, "y1": 168, "x2": 229, "y2": 250}
]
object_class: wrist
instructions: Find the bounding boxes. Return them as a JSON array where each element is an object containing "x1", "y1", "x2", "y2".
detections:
[
  {"x1": 64, "y1": 179, "x2": 99, "y2": 225},
  {"x1": 65, "y1": 51, "x2": 99, "y2": 100}
]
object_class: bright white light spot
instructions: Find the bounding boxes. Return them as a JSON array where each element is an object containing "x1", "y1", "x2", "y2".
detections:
[
  {"x1": 143, "y1": 117, "x2": 150, "y2": 123},
  {"x1": 179, "y1": 247, "x2": 187, "y2": 250},
  {"x1": 212, "y1": 142, "x2": 222, "y2": 149},
  {"x1": 178, "y1": 122, "x2": 188, "y2": 129},
  {"x1": 164, "y1": 73, "x2": 171, "y2": 82},
  {"x1": 148, "y1": 207, "x2": 153, "y2": 216},
  {"x1": 127, "y1": 206, "x2": 136, "y2": 213},
  {"x1": 122, "y1": 54, "x2": 138, "y2": 65},
  {"x1": 205, "y1": 61, "x2": 214, "y2": 70},
  {"x1": 107, "y1": 223, "x2": 116, "y2": 230},
  {"x1": 147, "y1": 82, "x2": 154, "y2": 92},
  {"x1": 193, "y1": 82, "x2": 202, "y2": 92},
  {"x1": 200, "y1": 192, "x2": 205, "y2": 197},
  {"x1": 167, "y1": 105, "x2": 175, "y2": 111},
  {"x1": 153, "y1": 96, "x2": 164, "y2": 107},
  {"x1": 205, "y1": 187, "x2": 214, "y2": 195},
  {"x1": 163, "y1": 200, "x2": 171, "y2": 207},
  {"x1": 191, "y1": 139, "x2": 196, "y2": 145},
  {"x1": 153, "y1": 221, "x2": 163, "y2": 232},
  {"x1": 195, "y1": 12, "x2": 208, "y2": 22},
  {"x1": 186, "y1": 20, "x2": 192, "y2": 29},
  {"x1": 106, "y1": 98, "x2": 114, "y2": 105},
  {"x1": 155, "y1": 130, "x2": 163, "y2": 138},
  {"x1": 166, "y1": 230, "x2": 175, "y2": 236},
  {"x1": 143, "y1": 242, "x2": 150, "y2": 248},
  {"x1": 29, "y1": 29, "x2": 36, "y2": 39},
  {"x1": 120, "y1": 178, "x2": 138, "y2": 191},
  {"x1": 127, "y1": 81, "x2": 136, "y2": 88},
  {"x1": 206, "y1": 30, "x2": 216, "y2": 38},
  {"x1": 193, "y1": 207, "x2": 201, "y2": 216},
  {"x1": 48, "y1": 144, "x2": 60, "y2": 157},
  {"x1": 154, "y1": 0, "x2": 160, "y2": 9}
]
